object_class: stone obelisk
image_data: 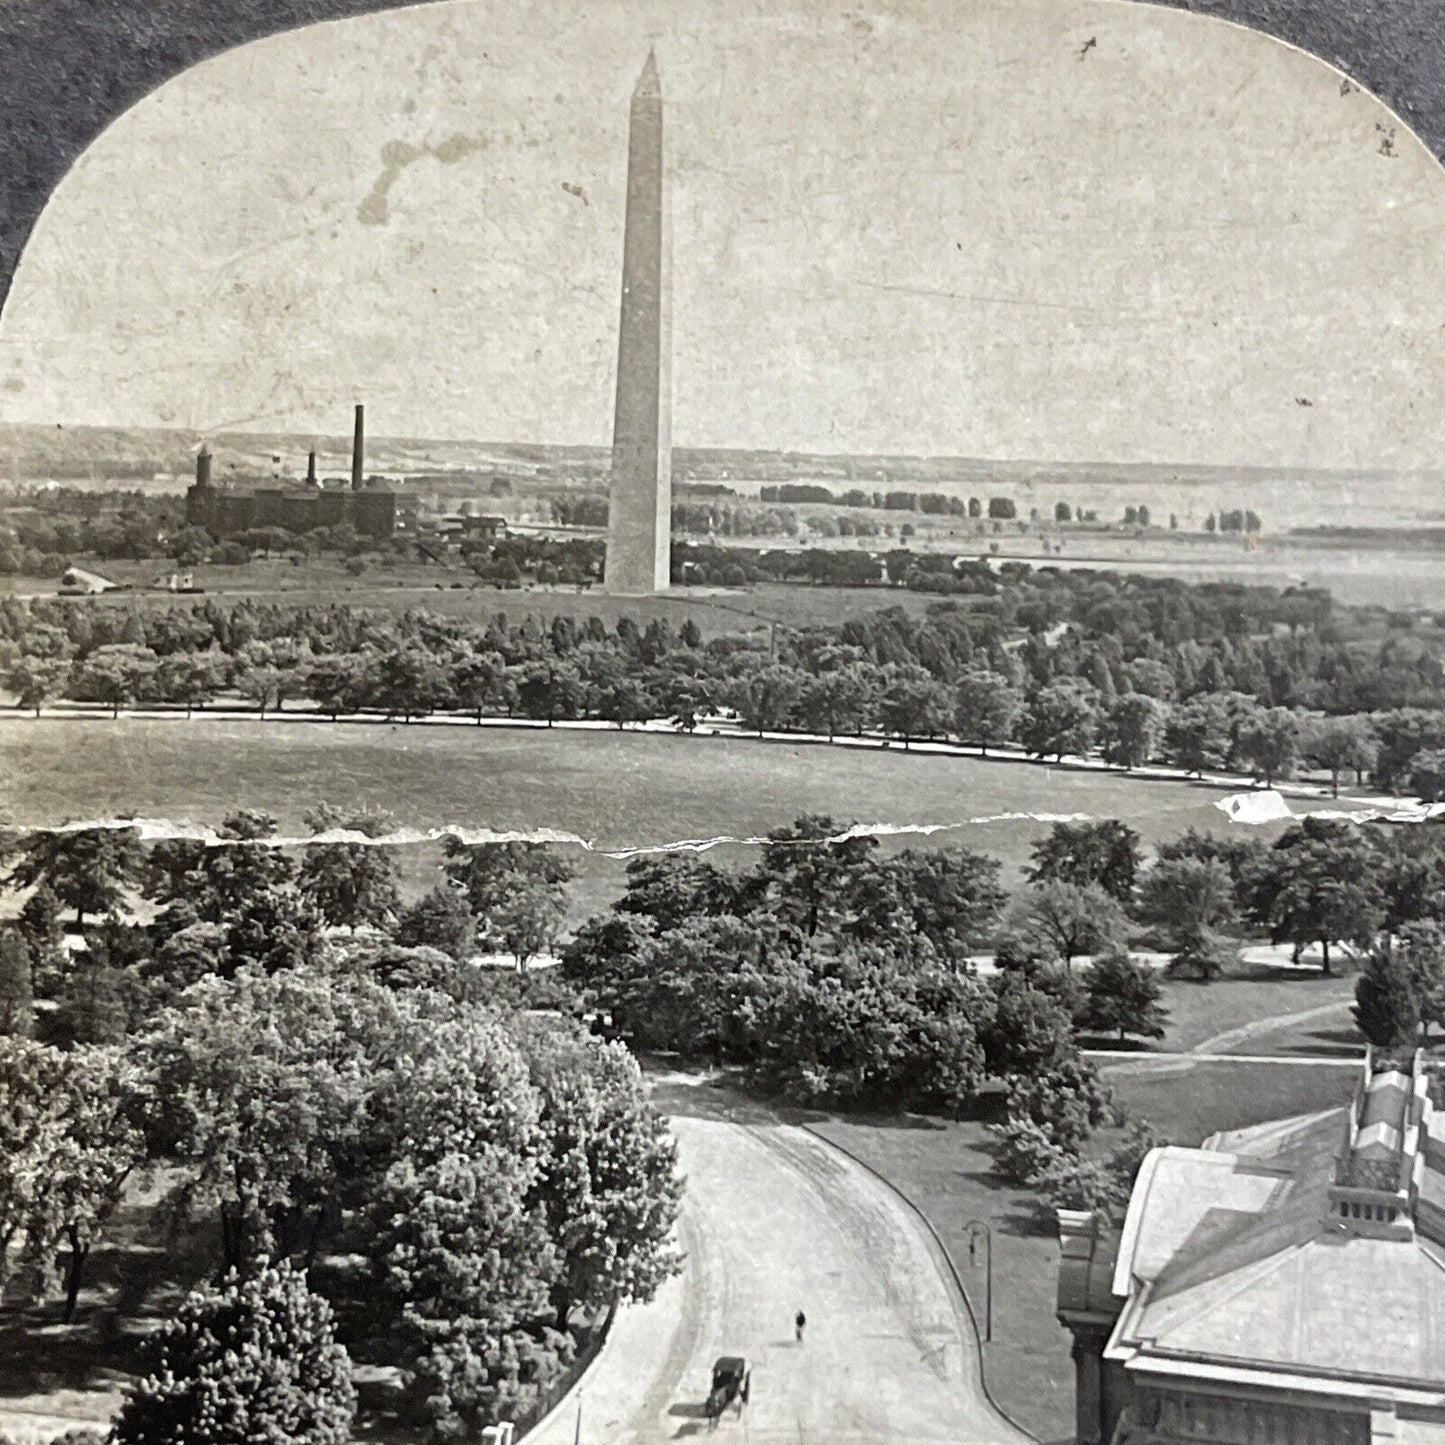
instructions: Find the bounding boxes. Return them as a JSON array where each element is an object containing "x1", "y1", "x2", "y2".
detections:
[{"x1": 605, "y1": 50, "x2": 672, "y2": 594}]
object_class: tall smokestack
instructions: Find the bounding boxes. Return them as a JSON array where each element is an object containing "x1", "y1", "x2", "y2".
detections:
[
  {"x1": 351, "y1": 405, "x2": 365, "y2": 491},
  {"x1": 196, "y1": 445, "x2": 212, "y2": 487},
  {"x1": 306, "y1": 449, "x2": 318, "y2": 485}
]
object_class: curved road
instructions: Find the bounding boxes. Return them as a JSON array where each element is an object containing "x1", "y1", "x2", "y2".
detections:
[{"x1": 532, "y1": 1097, "x2": 1028, "y2": 1445}]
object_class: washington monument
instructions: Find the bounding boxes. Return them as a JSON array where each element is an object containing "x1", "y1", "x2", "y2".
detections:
[{"x1": 605, "y1": 50, "x2": 672, "y2": 595}]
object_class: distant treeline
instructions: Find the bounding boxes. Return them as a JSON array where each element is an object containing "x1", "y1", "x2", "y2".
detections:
[{"x1": 3, "y1": 569, "x2": 1444, "y2": 796}]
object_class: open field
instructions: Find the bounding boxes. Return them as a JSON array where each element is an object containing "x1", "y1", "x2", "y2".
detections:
[{"x1": 0, "y1": 715, "x2": 1311, "y2": 920}]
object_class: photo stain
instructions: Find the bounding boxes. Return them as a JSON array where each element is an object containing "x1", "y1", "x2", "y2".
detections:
[{"x1": 358, "y1": 133, "x2": 491, "y2": 224}]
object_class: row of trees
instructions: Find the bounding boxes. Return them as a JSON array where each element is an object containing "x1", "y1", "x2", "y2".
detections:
[{"x1": 4, "y1": 596, "x2": 1443, "y2": 794}]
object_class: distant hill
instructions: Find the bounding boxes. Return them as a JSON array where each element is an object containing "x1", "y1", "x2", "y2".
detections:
[{"x1": 0, "y1": 423, "x2": 1435, "y2": 528}]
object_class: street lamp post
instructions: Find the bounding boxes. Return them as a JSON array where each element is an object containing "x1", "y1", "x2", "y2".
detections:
[{"x1": 964, "y1": 1220, "x2": 993, "y2": 1343}]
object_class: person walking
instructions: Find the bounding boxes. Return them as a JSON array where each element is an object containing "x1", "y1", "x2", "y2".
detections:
[{"x1": 794, "y1": 1309, "x2": 807, "y2": 1344}]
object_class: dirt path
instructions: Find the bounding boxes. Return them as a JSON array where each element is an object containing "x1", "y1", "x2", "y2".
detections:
[{"x1": 529, "y1": 1114, "x2": 1028, "y2": 1445}]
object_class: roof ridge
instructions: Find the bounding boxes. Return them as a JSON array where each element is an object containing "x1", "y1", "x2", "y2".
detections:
[{"x1": 1148, "y1": 1238, "x2": 1308, "y2": 1346}]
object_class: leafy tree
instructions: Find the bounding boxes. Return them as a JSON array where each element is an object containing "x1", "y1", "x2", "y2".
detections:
[
  {"x1": 515, "y1": 658, "x2": 583, "y2": 726},
  {"x1": 1081, "y1": 951, "x2": 1169, "y2": 1042},
  {"x1": 442, "y1": 841, "x2": 574, "y2": 964},
  {"x1": 71, "y1": 643, "x2": 158, "y2": 716},
  {"x1": 733, "y1": 663, "x2": 805, "y2": 735},
  {"x1": 1099, "y1": 692, "x2": 1166, "y2": 770},
  {"x1": 354, "y1": 942, "x2": 496, "y2": 998},
  {"x1": 797, "y1": 663, "x2": 877, "y2": 739},
  {"x1": 394, "y1": 885, "x2": 476, "y2": 960},
  {"x1": 155, "y1": 651, "x2": 223, "y2": 716},
  {"x1": 113, "y1": 1260, "x2": 355, "y2": 1445},
  {"x1": 143, "y1": 922, "x2": 228, "y2": 1002},
  {"x1": 953, "y1": 669, "x2": 1022, "y2": 754},
  {"x1": 733, "y1": 941, "x2": 991, "y2": 1113},
  {"x1": 875, "y1": 667, "x2": 949, "y2": 747},
  {"x1": 0, "y1": 927, "x2": 34, "y2": 1037},
  {"x1": 521, "y1": 1022, "x2": 683, "y2": 1329},
  {"x1": 614, "y1": 854, "x2": 732, "y2": 932},
  {"x1": 1253, "y1": 819, "x2": 1384, "y2": 974},
  {"x1": 1353, "y1": 940, "x2": 1421, "y2": 1050},
  {"x1": 223, "y1": 886, "x2": 327, "y2": 975},
  {"x1": 1377, "y1": 826, "x2": 1445, "y2": 931},
  {"x1": 1028, "y1": 820, "x2": 1142, "y2": 903},
  {"x1": 1018, "y1": 680, "x2": 1099, "y2": 761},
  {"x1": 1400, "y1": 921, "x2": 1445, "y2": 1037},
  {"x1": 1156, "y1": 829, "x2": 1271, "y2": 922},
  {"x1": 17, "y1": 881, "x2": 65, "y2": 988},
  {"x1": 8, "y1": 826, "x2": 143, "y2": 926},
  {"x1": 1410, "y1": 748, "x2": 1445, "y2": 804},
  {"x1": 859, "y1": 847, "x2": 1006, "y2": 958},
  {"x1": 991, "y1": 1117, "x2": 1068, "y2": 1186},
  {"x1": 1164, "y1": 693, "x2": 1234, "y2": 776},
  {"x1": 137, "y1": 970, "x2": 374, "y2": 1270},
  {"x1": 1238, "y1": 706, "x2": 1301, "y2": 786},
  {"x1": 373, "y1": 645, "x2": 456, "y2": 721},
  {"x1": 361, "y1": 1010, "x2": 564, "y2": 1434},
  {"x1": 1004, "y1": 1058, "x2": 1113, "y2": 1152},
  {"x1": 298, "y1": 805, "x2": 400, "y2": 933},
  {"x1": 490, "y1": 876, "x2": 569, "y2": 966},
  {"x1": 980, "y1": 976, "x2": 1076, "y2": 1078},
  {"x1": 1135, "y1": 857, "x2": 1238, "y2": 945},
  {"x1": 7, "y1": 656, "x2": 69, "y2": 715},
  {"x1": 145, "y1": 811, "x2": 296, "y2": 925},
  {"x1": 755, "y1": 814, "x2": 876, "y2": 939},
  {"x1": 0, "y1": 1040, "x2": 146, "y2": 1319},
  {"x1": 1032, "y1": 1120, "x2": 1161, "y2": 1226},
  {"x1": 1007, "y1": 879, "x2": 1130, "y2": 966},
  {"x1": 1305, "y1": 715, "x2": 1379, "y2": 798},
  {"x1": 1168, "y1": 925, "x2": 1240, "y2": 983},
  {"x1": 49, "y1": 949, "x2": 132, "y2": 1047}
]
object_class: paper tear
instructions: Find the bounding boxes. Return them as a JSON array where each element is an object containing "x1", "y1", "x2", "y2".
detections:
[
  {"x1": 4, "y1": 811, "x2": 1099, "y2": 858},
  {"x1": 1213, "y1": 790, "x2": 1295, "y2": 825},
  {"x1": 5, "y1": 796, "x2": 1433, "y2": 858}
]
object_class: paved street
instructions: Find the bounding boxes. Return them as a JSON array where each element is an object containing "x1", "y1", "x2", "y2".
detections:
[{"x1": 531, "y1": 1105, "x2": 1028, "y2": 1445}]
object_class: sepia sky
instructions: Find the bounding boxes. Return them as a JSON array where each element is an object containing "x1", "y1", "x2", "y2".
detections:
[{"x1": 2, "y1": 0, "x2": 1445, "y2": 468}]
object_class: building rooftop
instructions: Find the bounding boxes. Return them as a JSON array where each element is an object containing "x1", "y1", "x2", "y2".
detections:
[{"x1": 1106, "y1": 1051, "x2": 1445, "y2": 1404}]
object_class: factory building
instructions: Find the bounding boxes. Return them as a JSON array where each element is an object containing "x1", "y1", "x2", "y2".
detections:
[{"x1": 185, "y1": 405, "x2": 418, "y2": 542}]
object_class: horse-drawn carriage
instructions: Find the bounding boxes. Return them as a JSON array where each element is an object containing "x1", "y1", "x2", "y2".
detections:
[{"x1": 704, "y1": 1356, "x2": 750, "y2": 1426}]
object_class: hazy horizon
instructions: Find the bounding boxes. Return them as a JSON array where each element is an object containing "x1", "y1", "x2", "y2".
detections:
[{"x1": 1, "y1": 0, "x2": 1444, "y2": 473}]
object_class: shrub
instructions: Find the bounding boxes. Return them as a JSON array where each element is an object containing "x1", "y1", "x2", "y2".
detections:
[
  {"x1": 113, "y1": 1259, "x2": 354, "y2": 1445},
  {"x1": 1005, "y1": 1059, "x2": 1115, "y2": 1153},
  {"x1": 990, "y1": 1116, "x2": 1069, "y2": 1185}
]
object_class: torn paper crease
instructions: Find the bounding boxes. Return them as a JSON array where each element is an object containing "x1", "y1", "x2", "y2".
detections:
[
  {"x1": 2, "y1": 810, "x2": 1097, "y2": 857},
  {"x1": 6, "y1": 799, "x2": 1436, "y2": 854}
]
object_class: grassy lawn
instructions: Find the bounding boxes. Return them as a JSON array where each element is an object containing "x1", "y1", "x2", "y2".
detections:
[
  {"x1": 1101, "y1": 1057, "x2": 1359, "y2": 1145},
  {"x1": 2, "y1": 713, "x2": 1263, "y2": 861},
  {"x1": 1150, "y1": 964, "x2": 1357, "y2": 1053}
]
